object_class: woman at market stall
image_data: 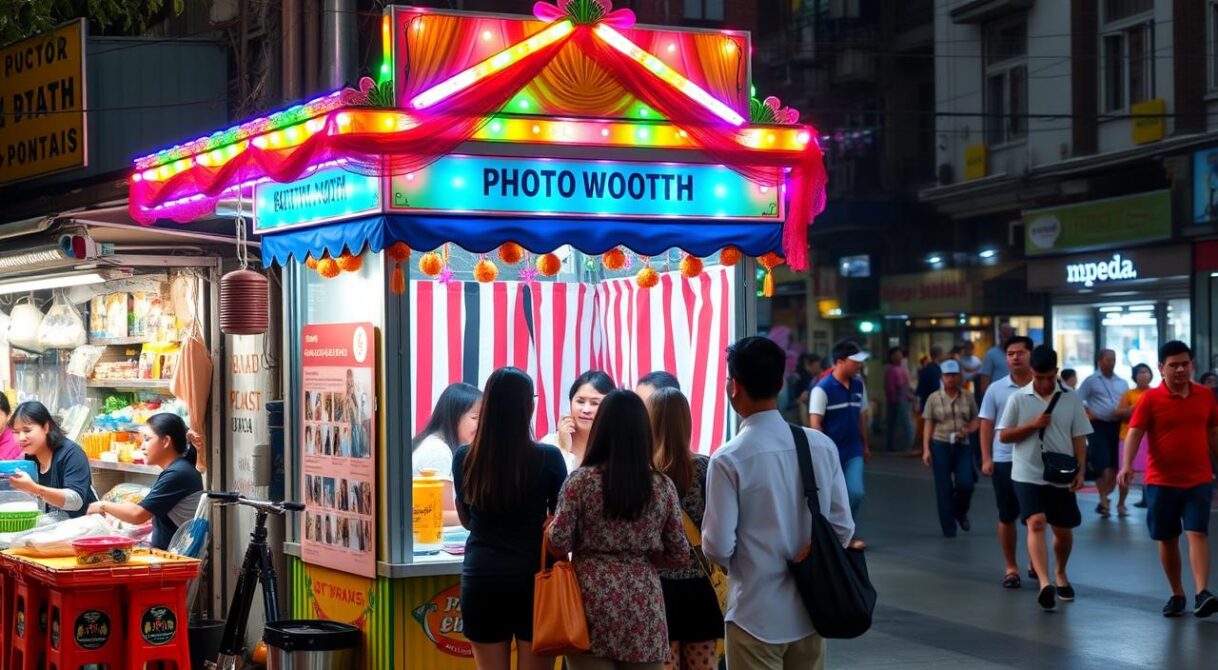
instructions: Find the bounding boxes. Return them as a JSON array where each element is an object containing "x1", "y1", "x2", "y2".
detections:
[
  {"x1": 413, "y1": 382, "x2": 482, "y2": 527},
  {"x1": 543, "y1": 370, "x2": 614, "y2": 471},
  {"x1": 548, "y1": 390, "x2": 689, "y2": 670},
  {"x1": 6, "y1": 401, "x2": 98, "y2": 518},
  {"x1": 647, "y1": 387, "x2": 723, "y2": 670},
  {"x1": 453, "y1": 367, "x2": 567, "y2": 670},
  {"x1": 0, "y1": 394, "x2": 21, "y2": 460},
  {"x1": 86, "y1": 413, "x2": 203, "y2": 550}
]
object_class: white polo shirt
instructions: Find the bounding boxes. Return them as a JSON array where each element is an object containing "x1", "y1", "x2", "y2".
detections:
[{"x1": 996, "y1": 383, "x2": 1092, "y2": 488}]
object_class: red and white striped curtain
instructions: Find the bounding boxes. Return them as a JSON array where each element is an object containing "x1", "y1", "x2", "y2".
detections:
[{"x1": 408, "y1": 266, "x2": 736, "y2": 454}]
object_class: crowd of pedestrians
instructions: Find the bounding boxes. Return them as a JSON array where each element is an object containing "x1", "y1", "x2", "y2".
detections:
[
  {"x1": 431, "y1": 335, "x2": 850, "y2": 670},
  {"x1": 417, "y1": 323, "x2": 1217, "y2": 670}
]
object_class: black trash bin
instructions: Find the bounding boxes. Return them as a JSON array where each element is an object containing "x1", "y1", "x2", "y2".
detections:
[{"x1": 264, "y1": 619, "x2": 360, "y2": 669}]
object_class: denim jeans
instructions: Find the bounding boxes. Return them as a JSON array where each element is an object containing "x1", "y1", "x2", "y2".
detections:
[
  {"x1": 886, "y1": 399, "x2": 915, "y2": 452},
  {"x1": 930, "y1": 439, "x2": 976, "y2": 536},
  {"x1": 843, "y1": 456, "x2": 865, "y2": 516}
]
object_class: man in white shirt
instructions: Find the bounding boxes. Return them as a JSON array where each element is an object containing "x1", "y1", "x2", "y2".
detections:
[
  {"x1": 978, "y1": 322, "x2": 1016, "y2": 396},
  {"x1": 1077, "y1": 349, "x2": 1130, "y2": 517},
  {"x1": 997, "y1": 345, "x2": 1091, "y2": 611},
  {"x1": 704, "y1": 336, "x2": 854, "y2": 670}
]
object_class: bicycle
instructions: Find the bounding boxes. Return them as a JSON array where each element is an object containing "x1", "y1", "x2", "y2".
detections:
[{"x1": 203, "y1": 491, "x2": 304, "y2": 670}]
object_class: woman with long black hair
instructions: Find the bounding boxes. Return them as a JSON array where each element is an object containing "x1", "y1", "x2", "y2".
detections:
[
  {"x1": 413, "y1": 382, "x2": 482, "y2": 526},
  {"x1": 6, "y1": 401, "x2": 97, "y2": 518},
  {"x1": 542, "y1": 370, "x2": 615, "y2": 470},
  {"x1": 87, "y1": 413, "x2": 204, "y2": 549},
  {"x1": 453, "y1": 367, "x2": 567, "y2": 670},
  {"x1": 548, "y1": 390, "x2": 689, "y2": 670},
  {"x1": 648, "y1": 388, "x2": 723, "y2": 670}
]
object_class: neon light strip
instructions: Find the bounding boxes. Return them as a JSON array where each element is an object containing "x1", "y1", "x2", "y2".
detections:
[
  {"x1": 135, "y1": 108, "x2": 810, "y2": 184},
  {"x1": 133, "y1": 89, "x2": 346, "y2": 171},
  {"x1": 410, "y1": 20, "x2": 574, "y2": 110},
  {"x1": 592, "y1": 25, "x2": 745, "y2": 127}
]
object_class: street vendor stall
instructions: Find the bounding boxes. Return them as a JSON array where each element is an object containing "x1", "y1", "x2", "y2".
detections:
[{"x1": 126, "y1": 2, "x2": 827, "y2": 667}]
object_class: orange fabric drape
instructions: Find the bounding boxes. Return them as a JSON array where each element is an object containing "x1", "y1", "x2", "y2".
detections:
[{"x1": 527, "y1": 42, "x2": 636, "y2": 117}]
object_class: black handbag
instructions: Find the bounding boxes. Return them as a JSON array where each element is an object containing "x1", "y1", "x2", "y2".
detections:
[
  {"x1": 1038, "y1": 390, "x2": 1079, "y2": 485},
  {"x1": 787, "y1": 424, "x2": 877, "y2": 639}
]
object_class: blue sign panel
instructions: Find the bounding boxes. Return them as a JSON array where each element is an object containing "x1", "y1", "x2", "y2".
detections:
[
  {"x1": 1194, "y1": 147, "x2": 1218, "y2": 225},
  {"x1": 254, "y1": 166, "x2": 381, "y2": 232},
  {"x1": 389, "y1": 155, "x2": 780, "y2": 220}
]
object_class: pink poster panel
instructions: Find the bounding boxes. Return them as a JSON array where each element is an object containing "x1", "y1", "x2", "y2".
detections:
[{"x1": 300, "y1": 323, "x2": 377, "y2": 578}]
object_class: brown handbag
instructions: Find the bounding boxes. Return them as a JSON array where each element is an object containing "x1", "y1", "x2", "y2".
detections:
[{"x1": 532, "y1": 529, "x2": 591, "y2": 656}]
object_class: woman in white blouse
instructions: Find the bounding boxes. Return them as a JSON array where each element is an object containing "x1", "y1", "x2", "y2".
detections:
[{"x1": 413, "y1": 383, "x2": 482, "y2": 526}]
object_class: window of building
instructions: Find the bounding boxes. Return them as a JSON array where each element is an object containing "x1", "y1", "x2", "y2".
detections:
[
  {"x1": 683, "y1": 0, "x2": 725, "y2": 22},
  {"x1": 1101, "y1": 0, "x2": 1154, "y2": 112},
  {"x1": 983, "y1": 18, "x2": 1028, "y2": 145}
]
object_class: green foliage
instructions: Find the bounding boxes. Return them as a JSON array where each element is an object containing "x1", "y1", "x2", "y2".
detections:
[
  {"x1": 366, "y1": 80, "x2": 394, "y2": 109},
  {"x1": 0, "y1": 0, "x2": 185, "y2": 45}
]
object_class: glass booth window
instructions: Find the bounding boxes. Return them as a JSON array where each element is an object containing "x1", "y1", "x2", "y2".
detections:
[
  {"x1": 1167, "y1": 299, "x2": 1191, "y2": 347},
  {"x1": 1053, "y1": 305, "x2": 1096, "y2": 380}
]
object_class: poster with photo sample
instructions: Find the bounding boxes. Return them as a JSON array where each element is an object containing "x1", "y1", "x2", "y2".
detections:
[{"x1": 300, "y1": 323, "x2": 377, "y2": 578}]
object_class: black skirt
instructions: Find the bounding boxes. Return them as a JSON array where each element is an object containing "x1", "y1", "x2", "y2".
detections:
[{"x1": 660, "y1": 576, "x2": 725, "y2": 643}]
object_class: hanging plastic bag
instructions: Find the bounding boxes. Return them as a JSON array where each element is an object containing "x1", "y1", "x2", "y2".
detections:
[
  {"x1": 7, "y1": 297, "x2": 44, "y2": 351},
  {"x1": 37, "y1": 291, "x2": 86, "y2": 349}
]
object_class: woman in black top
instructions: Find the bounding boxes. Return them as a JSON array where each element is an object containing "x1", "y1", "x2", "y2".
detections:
[
  {"x1": 6, "y1": 401, "x2": 97, "y2": 518},
  {"x1": 87, "y1": 414, "x2": 204, "y2": 549},
  {"x1": 452, "y1": 367, "x2": 567, "y2": 670}
]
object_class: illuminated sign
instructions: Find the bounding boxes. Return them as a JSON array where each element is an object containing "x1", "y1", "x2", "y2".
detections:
[
  {"x1": 1065, "y1": 253, "x2": 1138, "y2": 287},
  {"x1": 0, "y1": 19, "x2": 87, "y2": 185},
  {"x1": 254, "y1": 166, "x2": 381, "y2": 232},
  {"x1": 389, "y1": 155, "x2": 779, "y2": 219}
]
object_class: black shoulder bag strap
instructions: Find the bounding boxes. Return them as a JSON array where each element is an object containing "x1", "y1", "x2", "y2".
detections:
[
  {"x1": 1038, "y1": 391, "x2": 1063, "y2": 444},
  {"x1": 789, "y1": 424, "x2": 820, "y2": 517}
]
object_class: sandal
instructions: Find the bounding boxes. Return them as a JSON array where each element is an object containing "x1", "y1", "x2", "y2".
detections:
[
  {"x1": 1095, "y1": 502, "x2": 1110, "y2": 517},
  {"x1": 1117, "y1": 505, "x2": 1129, "y2": 517},
  {"x1": 1003, "y1": 573, "x2": 1022, "y2": 589}
]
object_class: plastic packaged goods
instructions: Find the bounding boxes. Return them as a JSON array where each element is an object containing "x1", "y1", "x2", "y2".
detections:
[
  {"x1": 102, "y1": 482, "x2": 152, "y2": 505},
  {"x1": 37, "y1": 292, "x2": 87, "y2": 349},
  {"x1": 7, "y1": 298, "x2": 45, "y2": 351},
  {"x1": 8, "y1": 514, "x2": 115, "y2": 557},
  {"x1": 67, "y1": 345, "x2": 106, "y2": 378}
]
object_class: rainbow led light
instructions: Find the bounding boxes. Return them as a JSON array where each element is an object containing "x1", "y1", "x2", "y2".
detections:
[
  {"x1": 134, "y1": 90, "x2": 346, "y2": 171},
  {"x1": 410, "y1": 20, "x2": 575, "y2": 110},
  {"x1": 592, "y1": 25, "x2": 745, "y2": 127}
]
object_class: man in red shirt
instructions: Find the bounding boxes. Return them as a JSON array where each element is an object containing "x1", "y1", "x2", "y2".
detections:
[{"x1": 1119, "y1": 340, "x2": 1218, "y2": 618}]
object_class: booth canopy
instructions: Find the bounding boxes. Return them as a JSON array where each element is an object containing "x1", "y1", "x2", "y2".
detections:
[{"x1": 128, "y1": 1, "x2": 827, "y2": 269}]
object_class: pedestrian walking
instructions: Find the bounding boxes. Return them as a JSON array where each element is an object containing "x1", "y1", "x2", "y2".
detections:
[
  {"x1": 979, "y1": 336, "x2": 1036, "y2": 588},
  {"x1": 978, "y1": 322, "x2": 1015, "y2": 396},
  {"x1": 647, "y1": 387, "x2": 723, "y2": 670},
  {"x1": 452, "y1": 368, "x2": 568, "y2": 670},
  {"x1": 1113, "y1": 363, "x2": 1154, "y2": 516},
  {"x1": 704, "y1": 336, "x2": 855, "y2": 670},
  {"x1": 547, "y1": 390, "x2": 690, "y2": 670},
  {"x1": 921, "y1": 359, "x2": 980, "y2": 537},
  {"x1": 885, "y1": 347, "x2": 915, "y2": 453},
  {"x1": 809, "y1": 341, "x2": 871, "y2": 523},
  {"x1": 913, "y1": 346, "x2": 947, "y2": 456},
  {"x1": 997, "y1": 345, "x2": 1090, "y2": 611},
  {"x1": 1118, "y1": 341, "x2": 1218, "y2": 618},
  {"x1": 1078, "y1": 349, "x2": 1130, "y2": 517}
]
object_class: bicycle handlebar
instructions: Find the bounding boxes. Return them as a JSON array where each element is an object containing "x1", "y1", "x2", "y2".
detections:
[{"x1": 206, "y1": 491, "x2": 304, "y2": 515}]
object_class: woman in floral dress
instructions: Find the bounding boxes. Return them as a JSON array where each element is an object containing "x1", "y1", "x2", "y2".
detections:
[{"x1": 548, "y1": 390, "x2": 690, "y2": 670}]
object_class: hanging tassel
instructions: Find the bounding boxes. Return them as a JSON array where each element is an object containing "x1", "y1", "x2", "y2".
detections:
[
  {"x1": 391, "y1": 263, "x2": 406, "y2": 294},
  {"x1": 763, "y1": 268, "x2": 775, "y2": 297}
]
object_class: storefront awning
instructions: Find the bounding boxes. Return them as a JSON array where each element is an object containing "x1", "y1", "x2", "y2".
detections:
[{"x1": 259, "y1": 213, "x2": 781, "y2": 266}]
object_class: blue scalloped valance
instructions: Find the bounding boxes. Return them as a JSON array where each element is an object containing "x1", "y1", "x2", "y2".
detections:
[{"x1": 259, "y1": 214, "x2": 781, "y2": 266}]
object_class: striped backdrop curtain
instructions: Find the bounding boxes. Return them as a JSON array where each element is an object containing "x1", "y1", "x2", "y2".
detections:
[{"x1": 408, "y1": 265, "x2": 735, "y2": 455}]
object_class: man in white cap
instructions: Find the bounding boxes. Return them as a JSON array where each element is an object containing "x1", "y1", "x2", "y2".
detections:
[{"x1": 810, "y1": 340, "x2": 872, "y2": 537}]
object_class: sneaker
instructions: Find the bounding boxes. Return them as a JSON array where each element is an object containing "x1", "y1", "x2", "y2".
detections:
[
  {"x1": 1056, "y1": 584, "x2": 1075, "y2": 601},
  {"x1": 1196, "y1": 590, "x2": 1218, "y2": 618},
  {"x1": 1038, "y1": 585, "x2": 1056, "y2": 610},
  {"x1": 957, "y1": 516, "x2": 971, "y2": 532},
  {"x1": 1163, "y1": 595, "x2": 1186, "y2": 618}
]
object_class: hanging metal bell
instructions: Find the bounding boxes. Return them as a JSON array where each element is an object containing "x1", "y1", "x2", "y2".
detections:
[{"x1": 219, "y1": 268, "x2": 269, "y2": 335}]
